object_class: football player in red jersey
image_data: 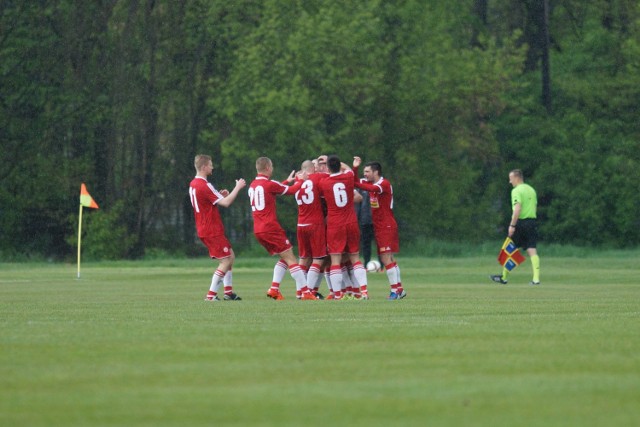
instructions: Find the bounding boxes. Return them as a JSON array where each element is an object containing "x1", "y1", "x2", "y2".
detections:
[
  {"x1": 189, "y1": 155, "x2": 246, "y2": 301},
  {"x1": 249, "y1": 157, "x2": 315, "y2": 300},
  {"x1": 317, "y1": 155, "x2": 369, "y2": 300},
  {"x1": 294, "y1": 159, "x2": 330, "y2": 298},
  {"x1": 353, "y1": 156, "x2": 406, "y2": 300}
]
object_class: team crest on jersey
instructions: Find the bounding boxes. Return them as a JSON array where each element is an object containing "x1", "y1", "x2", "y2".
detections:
[
  {"x1": 370, "y1": 196, "x2": 379, "y2": 208},
  {"x1": 224, "y1": 247, "x2": 229, "y2": 253},
  {"x1": 285, "y1": 239, "x2": 290, "y2": 245}
]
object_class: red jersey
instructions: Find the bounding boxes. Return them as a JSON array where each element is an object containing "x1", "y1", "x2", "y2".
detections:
[
  {"x1": 189, "y1": 176, "x2": 225, "y2": 237},
  {"x1": 249, "y1": 174, "x2": 302, "y2": 233},
  {"x1": 318, "y1": 169, "x2": 358, "y2": 226},
  {"x1": 295, "y1": 172, "x2": 327, "y2": 225},
  {"x1": 356, "y1": 177, "x2": 398, "y2": 230}
]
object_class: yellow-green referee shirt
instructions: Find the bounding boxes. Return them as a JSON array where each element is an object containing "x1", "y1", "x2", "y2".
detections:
[{"x1": 511, "y1": 183, "x2": 537, "y2": 219}]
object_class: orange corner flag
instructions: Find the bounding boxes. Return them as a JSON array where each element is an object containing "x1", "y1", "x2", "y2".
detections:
[{"x1": 80, "y1": 183, "x2": 99, "y2": 209}]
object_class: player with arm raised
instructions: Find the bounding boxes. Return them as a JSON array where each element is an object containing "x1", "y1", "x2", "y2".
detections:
[
  {"x1": 294, "y1": 159, "x2": 329, "y2": 299},
  {"x1": 189, "y1": 154, "x2": 246, "y2": 301},
  {"x1": 353, "y1": 156, "x2": 406, "y2": 300},
  {"x1": 248, "y1": 157, "x2": 316, "y2": 300},
  {"x1": 318, "y1": 155, "x2": 368, "y2": 300},
  {"x1": 318, "y1": 155, "x2": 362, "y2": 298}
]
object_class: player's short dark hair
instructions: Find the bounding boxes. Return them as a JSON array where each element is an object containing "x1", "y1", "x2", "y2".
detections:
[
  {"x1": 510, "y1": 169, "x2": 523, "y2": 179},
  {"x1": 365, "y1": 161, "x2": 382, "y2": 175},
  {"x1": 327, "y1": 155, "x2": 341, "y2": 173}
]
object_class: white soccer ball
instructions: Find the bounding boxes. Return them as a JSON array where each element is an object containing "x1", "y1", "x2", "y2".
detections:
[{"x1": 366, "y1": 260, "x2": 381, "y2": 272}]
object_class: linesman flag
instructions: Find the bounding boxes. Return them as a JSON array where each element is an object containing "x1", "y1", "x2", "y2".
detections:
[
  {"x1": 497, "y1": 237, "x2": 526, "y2": 271},
  {"x1": 77, "y1": 183, "x2": 99, "y2": 279}
]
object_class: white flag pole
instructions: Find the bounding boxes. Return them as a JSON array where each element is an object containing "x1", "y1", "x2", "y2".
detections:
[{"x1": 77, "y1": 204, "x2": 84, "y2": 279}]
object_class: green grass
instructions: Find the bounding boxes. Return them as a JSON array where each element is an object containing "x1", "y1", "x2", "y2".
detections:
[{"x1": 1, "y1": 256, "x2": 639, "y2": 426}]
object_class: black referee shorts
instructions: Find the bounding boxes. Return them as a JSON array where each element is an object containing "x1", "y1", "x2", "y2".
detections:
[{"x1": 512, "y1": 218, "x2": 538, "y2": 250}]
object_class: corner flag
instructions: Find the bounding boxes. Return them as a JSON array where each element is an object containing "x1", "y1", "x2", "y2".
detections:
[
  {"x1": 77, "y1": 183, "x2": 99, "y2": 279},
  {"x1": 497, "y1": 237, "x2": 526, "y2": 271},
  {"x1": 80, "y1": 183, "x2": 99, "y2": 209}
]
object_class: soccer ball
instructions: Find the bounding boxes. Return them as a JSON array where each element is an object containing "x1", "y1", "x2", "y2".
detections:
[{"x1": 366, "y1": 260, "x2": 381, "y2": 272}]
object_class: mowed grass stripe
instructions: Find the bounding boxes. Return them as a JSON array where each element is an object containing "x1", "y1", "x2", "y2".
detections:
[{"x1": 1, "y1": 257, "x2": 639, "y2": 427}]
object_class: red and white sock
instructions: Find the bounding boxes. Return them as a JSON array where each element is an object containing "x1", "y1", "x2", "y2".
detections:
[
  {"x1": 385, "y1": 262, "x2": 399, "y2": 291},
  {"x1": 329, "y1": 266, "x2": 343, "y2": 296},
  {"x1": 341, "y1": 263, "x2": 351, "y2": 293},
  {"x1": 272, "y1": 259, "x2": 288, "y2": 286},
  {"x1": 297, "y1": 265, "x2": 309, "y2": 298},
  {"x1": 307, "y1": 262, "x2": 322, "y2": 292},
  {"x1": 352, "y1": 261, "x2": 368, "y2": 295},
  {"x1": 324, "y1": 267, "x2": 332, "y2": 292},
  {"x1": 223, "y1": 269, "x2": 234, "y2": 295},
  {"x1": 209, "y1": 269, "x2": 224, "y2": 293},
  {"x1": 289, "y1": 263, "x2": 307, "y2": 292},
  {"x1": 223, "y1": 269, "x2": 233, "y2": 286},
  {"x1": 395, "y1": 265, "x2": 403, "y2": 294}
]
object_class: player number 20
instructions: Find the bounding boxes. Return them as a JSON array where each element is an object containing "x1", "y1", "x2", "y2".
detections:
[{"x1": 248, "y1": 186, "x2": 265, "y2": 211}]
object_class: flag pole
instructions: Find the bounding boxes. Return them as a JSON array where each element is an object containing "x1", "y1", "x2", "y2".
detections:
[
  {"x1": 77, "y1": 204, "x2": 83, "y2": 279},
  {"x1": 77, "y1": 183, "x2": 99, "y2": 279}
]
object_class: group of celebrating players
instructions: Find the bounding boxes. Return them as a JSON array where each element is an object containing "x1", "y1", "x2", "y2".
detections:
[{"x1": 189, "y1": 153, "x2": 406, "y2": 301}]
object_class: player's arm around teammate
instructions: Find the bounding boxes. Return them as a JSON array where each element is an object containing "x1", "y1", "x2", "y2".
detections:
[
  {"x1": 353, "y1": 156, "x2": 406, "y2": 300},
  {"x1": 249, "y1": 157, "x2": 315, "y2": 300}
]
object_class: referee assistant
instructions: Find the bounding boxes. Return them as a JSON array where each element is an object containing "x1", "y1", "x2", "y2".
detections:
[{"x1": 491, "y1": 169, "x2": 541, "y2": 285}]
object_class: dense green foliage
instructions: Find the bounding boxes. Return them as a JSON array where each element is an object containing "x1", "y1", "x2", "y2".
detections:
[{"x1": 1, "y1": 1, "x2": 638, "y2": 259}]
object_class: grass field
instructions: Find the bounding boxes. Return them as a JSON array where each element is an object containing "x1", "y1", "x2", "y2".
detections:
[{"x1": 1, "y1": 255, "x2": 639, "y2": 426}]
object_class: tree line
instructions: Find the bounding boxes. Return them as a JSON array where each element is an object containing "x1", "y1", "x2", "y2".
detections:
[{"x1": 1, "y1": 0, "x2": 638, "y2": 260}]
